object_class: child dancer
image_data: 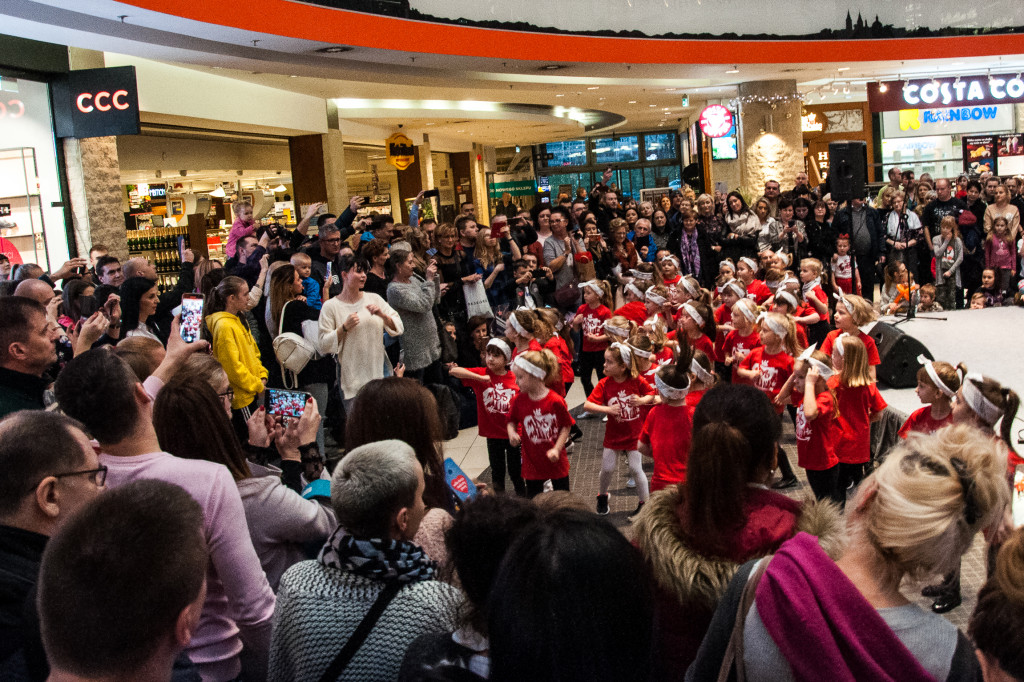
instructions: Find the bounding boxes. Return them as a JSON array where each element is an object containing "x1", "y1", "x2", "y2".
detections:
[
  {"x1": 673, "y1": 300, "x2": 717, "y2": 364},
  {"x1": 737, "y1": 311, "x2": 799, "y2": 488},
  {"x1": 639, "y1": 343, "x2": 696, "y2": 492},
  {"x1": 613, "y1": 277, "x2": 650, "y2": 326},
  {"x1": 822, "y1": 292, "x2": 880, "y2": 381},
  {"x1": 686, "y1": 348, "x2": 716, "y2": 407},
  {"x1": 535, "y1": 307, "x2": 582, "y2": 443},
  {"x1": 449, "y1": 338, "x2": 525, "y2": 496},
  {"x1": 898, "y1": 357, "x2": 962, "y2": 437},
  {"x1": 799, "y1": 258, "x2": 831, "y2": 345},
  {"x1": 828, "y1": 334, "x2": 887, "y2": 501},
  {"x1": 713, "y1": 279, "x2": 745, "y2": 371},
  {"x1": 830, "y1": 234, "x2": 861, "y2": 296},
  {"x1": 657, "y1": 252, "x2": 682, "y2": 287},
  {"x1": 572, "y1": 279, "x2": 612, "y2": 400},
  {"x1": 507, "y1": 349, "x2": 573, "y2": 498},
  {"x1": 642, "y1": 318, "x2": 674, "y2": 366},
  {"x1": 644, "y1": 285, "x2": 674, "y2": 329},
  {"x1": 675, "y1": 275, "x2": 707, "y2": 309},
  {"x1": 771, "y1": 289, "x2": 809, "y2": 349},
  {"x1": 628, "y1": 333, "x2": 660, "y2": 387},
  {"x1": 584, "y1": 342, "x2": 654, "y2": 519},
  {"x1": 722, "y1": 297, "x2": 761, "y2": 384},
  {"x1": 932, "y1": 215, "x2": 963, "y2": 310},
  {"x1": 788, "y1": 345, "x2": 841, "y2": 504},
  {"x1": 506, "y1": 308, "x2": 541, "y2": 360},
  {"x1": 736, "y1": 256, "x2": 773, "y2": 304}
]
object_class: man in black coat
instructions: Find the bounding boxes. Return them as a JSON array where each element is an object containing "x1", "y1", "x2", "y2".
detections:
[{"x1": 833, "y1": 194, "x2": 883, "y2": 301}]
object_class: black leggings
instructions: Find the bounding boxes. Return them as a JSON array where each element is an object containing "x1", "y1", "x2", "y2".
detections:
[
  {"x1": 578, "y1": 350, "x2": 605, "y2": 397},
  {"x1": 486, "y1": 438, "x2": 525, "y2": 496},
  {"x1": 837, "y1": 462, "x2": 866, "y2": 508},
  {"x1": 805, "y1": 465, "x2": 842, "y2": 505},
  {"x1": 525, "y1": 476, "x2": 570, "y2": 498}
]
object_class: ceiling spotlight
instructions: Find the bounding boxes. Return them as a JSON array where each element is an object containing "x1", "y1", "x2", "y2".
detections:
[
  {"x1": 628, "y1": 100, "x2": 637, "y2": 104},
  {"x1": 209, "y1": 186, "x2": 226, "y2": 198},
  {"x1": 837, "y1": 66, "x2": 850, "y2": 72},
  {"x1": 272, "y1": 184, "x2": 287, "y2": 193},
  {"x1": 878, "y1": 81, "x2": 888, "y2": 93},
  {"x1": 587, "y1": 86, "x2": 600, "y2": 90},
  {"x1": 539, "y1": 64, "x2": 565, "y2": 71},
  {"x1": 725, "y1": 66, "x2": 739, "y2": 74}
]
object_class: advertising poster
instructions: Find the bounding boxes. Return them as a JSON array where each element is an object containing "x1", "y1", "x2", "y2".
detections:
[
  {"x1": 998, "y1": 134, "x2": 1024, "y2": 176},
  {"x1": 962, "y1": 135, "x2": 997, "y2": 176}
]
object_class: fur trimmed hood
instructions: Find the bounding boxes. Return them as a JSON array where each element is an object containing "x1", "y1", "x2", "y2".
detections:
[{"x1": 631, "y1": 485, "x2": 845, "y2": 612}]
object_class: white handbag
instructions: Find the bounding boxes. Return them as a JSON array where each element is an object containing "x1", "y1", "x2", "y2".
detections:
[{"x1": 272, "y1": 301, "x2": 319, "y2": 388}]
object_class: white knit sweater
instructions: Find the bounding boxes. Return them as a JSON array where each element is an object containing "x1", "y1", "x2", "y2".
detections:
[{"x1": 268, "y1": 561, "x2": 462, "y2": 682}]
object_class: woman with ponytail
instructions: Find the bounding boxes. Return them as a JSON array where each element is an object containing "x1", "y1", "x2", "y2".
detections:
[
  {"x1": 970, "y1": 526, "x2": 1024, "y2": 681},
  {"x1": 632, "y1": 383, "x2": 843, "y2": 676}
]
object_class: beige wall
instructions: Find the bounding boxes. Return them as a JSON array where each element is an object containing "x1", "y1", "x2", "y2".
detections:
[{"x1": 738, "y1": 80, "x2": 804, "y2": 202}]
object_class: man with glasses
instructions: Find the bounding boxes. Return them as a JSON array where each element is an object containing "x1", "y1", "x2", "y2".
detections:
[
  {"x1": 0, "y1": 410, "x2": 106, "y2": 680},
  {"x1": 760, "y1": 179, "x2": 782, "y2": 218}
]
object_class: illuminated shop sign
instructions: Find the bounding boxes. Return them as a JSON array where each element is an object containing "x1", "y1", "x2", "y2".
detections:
[
  {"x1": 881, "y1": 104, "x2": 1014, "y2": 139},
  {"x1": 52, "y1": 66, "x2": 140, "y2": 138},
  {"x1": 385, "y1": 131, "x2": 415, "y2": 170},
  {"x1": 699, "y1": 105, "x2": 734, "y2": 138},
  {"x1": 869, "y1": 74, "x2": 1024, "y2": 112}
]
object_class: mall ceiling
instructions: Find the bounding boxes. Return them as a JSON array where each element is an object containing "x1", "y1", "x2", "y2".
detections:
[{"x1": 4, "y1": 0, "x2": 1024, "y2": 146}]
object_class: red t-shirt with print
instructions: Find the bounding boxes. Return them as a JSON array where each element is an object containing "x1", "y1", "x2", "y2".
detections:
[
  {"x1": 461, "y1": 368, "x2": 519, "y2": 440},
  {"x1": 793, "y1": 389, "x2": 839, "y2": 471},
  {"x1": 898, "y1": 406, "x2": 953, "y2": 438},
  {"x1": 739, "y1": 347, "x2": 794, "y2": 413},
  {"x1": 722, "y1": 329, "x2": 761, "y2": 384},
  {"x1": 713, "y1": 303, "x2": 733, "y2": 361},
  {"x1": 828, "y1": 375, "x2": 887, "y2": 464},
  {"x1": 640, "y1": 403, "x2": 695, "y2": 491},
  {"x1": 588, "y1": 376, "x2": 655, "y2": 450},
  {"x1": 820, "y1": 329, "x2": 881, "y2": 366},
  {"x1": 576, "y1": 303, "x2": 612, "y2": 353},
  {"x1": 613, "y1": 301, "x2": 648, "y2": 326},
  {"x1": 508, "y1": 390, "x2": 573, "y2": 480},
  {"x1": 746, "y1": 279, "x2": 773, "y2": 304}
]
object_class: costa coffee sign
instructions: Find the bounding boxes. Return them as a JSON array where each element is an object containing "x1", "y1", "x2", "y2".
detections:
[
  {"x1": 52, "y1": 66, "x2": 140, "y2": 138},
  {"x1": 868, "y1": 74, "x2": 1024, "y2": 113}
]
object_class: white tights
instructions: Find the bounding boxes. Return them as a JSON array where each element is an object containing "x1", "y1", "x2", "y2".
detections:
[{"x1": 599, "y1": 448, "x2": 649, "y2": 502}]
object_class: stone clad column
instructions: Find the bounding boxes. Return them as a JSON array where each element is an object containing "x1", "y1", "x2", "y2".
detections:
[
  {"x1": 737, "y1": 80, "x2": 804, "y2": 202},
  {"x1": 64, "y1": 136, "x2": 127, "y2": 261},
  {"x1": 322, "y1": 129, "x2": 348, "y2": 216}
]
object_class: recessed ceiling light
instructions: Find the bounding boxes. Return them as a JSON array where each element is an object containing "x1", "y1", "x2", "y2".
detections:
[
  {"x1": 837, "y1": 66, "x2": 850, "y2": 71},
  {"x1": 457, "y1": 130, "x2": 465, "y2": 133},
  {"x1": 587, "y1": 86, "x2": 600, "y2": 90},
  {"x1": 555, "y1": 94, "x2": 565, "y2": 97},
  {"x1": 315, "y1": 46, "x2": 354, "y2": 54},
  {"x1": 725, "y1": 66, "x2": 739, "y2": 74},
  {"x1": 628, "y1": 100, "x2": 637, "y2": 104},
  {"x1": 539, "y1": 64, "x2": 565, "y2": 71}
]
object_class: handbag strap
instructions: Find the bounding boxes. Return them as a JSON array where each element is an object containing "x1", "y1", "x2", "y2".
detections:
[
  {"x1": 279, "y1": 299, "x2": 291, "y2": 337},
  {"x1": 716, "y1": 557, "x2": 772, "y2": 682},
  {"x1": 317, "y1": 581, "x2": 403, "y2": 682}
]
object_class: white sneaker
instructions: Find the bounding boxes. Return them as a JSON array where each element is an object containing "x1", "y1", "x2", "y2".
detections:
[
  {"x1": 543, "y1": 479, "x2": 554, "y2": 493},
  {"x1": 602, "y1": 415, "x2": 608, "y2": 423},
  {"x1": 626, "y1": 478, "x2": 637, "y2": 488},
  {"x1": 576, "y1": 410, "x2": 595, "y2": 420}
]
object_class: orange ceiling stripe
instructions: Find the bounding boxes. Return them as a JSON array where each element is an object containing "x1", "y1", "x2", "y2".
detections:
[{"x1": 118, "y1": 0, "x2": 1024, "y2": 64}]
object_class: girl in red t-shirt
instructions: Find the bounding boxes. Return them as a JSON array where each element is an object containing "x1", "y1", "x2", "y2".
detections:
[
  {"x1": 781, "y1": 347, "x2": 841, "y2": 504},
  {"x1": 644, "y1": 284, "x2": 674, "y2": 331},
  {"x1": 506, "y1": 308, "x2": 541, "y2": 361},
  {"x1": 737, "y1": 256, "x2": 773, "y2": 304},
  {"x1": 713, "y1": 279, "x2": 745, "y2": 364},
  {"x1": 828, "y1": 334, "x2": 887, "y2": 501},
  {"x1": 450, "y1": 337, "x2": 524, "y2": 496},
  {"x1": 507, "y1": 349, "x2": 573, "y2": 498},
  {"x1": 722, "y1": 298, "x2": 761, "y2": 384},
  {"x1": 823, "y1": 293, "x2": 880, "y2": 382},
  {"x1": 685, "y1": 348, "x2": 716, "y2": 407},
  {"x1": 770, "y1": 290, "x2": 809, "y2": 349},
  {"x1": 628, "y1": 333, "x2": 661, "y2": 389},
  {"x1": 898, "y1": 359, "x2": 963, "y2": 438},
  {"x1": 799, "y1": 257, "x2": 832, "y2": 346},
  {"x1": 584, "y1": 342, "x2": 655, "y2": 519},
  {"x1": 571, "y1": 279, "x2": 613, "y2": 398},
  {"x1": 673, "y1": 275, "x2": 707, "y2": 310},
  {"x1": 639, "y1": 343, "x2": 696, "y2": 492},
  {"x1": 657, "y1": 250, "x2": 682, "y2": 287},
  {"x1": 737, "y1": 311, "x2": 800, "y2": 488},
  {"x1": 672, "y1": 300, "x2": 717, "y2": 365},
  {"x1": 613, "y1": 279, "x2": 649, "y2": 326}
]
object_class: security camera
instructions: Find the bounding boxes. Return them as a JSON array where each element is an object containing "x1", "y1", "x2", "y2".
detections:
[
  {"x1": 179, "y1": 170, "x2": 187, "y2": 177},
  {"x1": 155, "y1": 170, "x2": 162, "y2": 178},
  {"x1": 237, "y1": 170, "x2": 244, "y2": 176}
]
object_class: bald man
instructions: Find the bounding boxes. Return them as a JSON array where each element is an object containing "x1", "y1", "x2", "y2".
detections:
[{"x1": 13, "y1": 279, "x2": 56, "y2": 307}]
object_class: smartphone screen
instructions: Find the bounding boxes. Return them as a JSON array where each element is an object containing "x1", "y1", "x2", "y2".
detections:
[
  {"x1": 426, "y1": 248, "x2": 437, "y2": 257},
  {"x1": 179, "y1": 294, "x2": 204, "y2": 343},
  {"x1": 268, "y1": 388, "x2": 310, "y2": 421}
]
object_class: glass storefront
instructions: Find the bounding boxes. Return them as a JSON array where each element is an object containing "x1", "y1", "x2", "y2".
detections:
[{"x1": 0, "y1": 75, "x2": 69, "y2": 271}]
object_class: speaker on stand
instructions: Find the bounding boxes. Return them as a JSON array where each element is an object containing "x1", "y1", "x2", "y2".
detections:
[
  {"x1": 829, "y1": 140, "x2": 868, "y2": 203},
  {"x1": 868, "y1": 322, "x2": 934, "y2": 388}
]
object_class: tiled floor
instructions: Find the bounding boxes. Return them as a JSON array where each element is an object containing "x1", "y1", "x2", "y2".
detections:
[{"x1": 462, "y1": 381, "x2": 988, "y2": 632}]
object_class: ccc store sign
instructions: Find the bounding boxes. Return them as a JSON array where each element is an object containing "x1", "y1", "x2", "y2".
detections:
[
  {"x1": 75, "y1": 90, "x2": 131, "y2": 113},
  {"x1": 0, "y1": 99, "x2": 26, "y2": 119}
]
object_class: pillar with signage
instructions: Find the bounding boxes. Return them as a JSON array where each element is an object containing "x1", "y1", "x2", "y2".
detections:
[
  {"x1": 736, "y1": 80, "x2": 804, "y2": 202},
  {"x1": 388, "y1": 131, "x2": 422, "y2": 224},
  {"x1": 700, "y1": 104, "x2": 739, "y2": 195}
]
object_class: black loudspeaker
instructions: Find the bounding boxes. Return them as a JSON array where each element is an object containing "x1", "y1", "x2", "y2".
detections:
[
  {"x1": 868, "y1": 322, "x2": 933, "y2": 388},
  {"x1": 829, "y1": 141, "x2": 868, "y2": 203}
]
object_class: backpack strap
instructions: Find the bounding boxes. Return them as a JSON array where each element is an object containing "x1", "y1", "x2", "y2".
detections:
[
  {"x1": 716, "y1": 557, "x2": 772, "y2": 682},
  {"x1": 317, "y1": 581, "x2": 403, "y2": 682}
]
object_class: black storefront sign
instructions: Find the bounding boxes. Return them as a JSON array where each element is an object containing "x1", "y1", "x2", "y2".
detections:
[{"x1": 51, "y1": 66, "x2": 140, "y2": 138}]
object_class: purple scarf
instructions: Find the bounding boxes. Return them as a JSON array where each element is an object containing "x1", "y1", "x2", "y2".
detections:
[
  {"x1": 679, "y1": 228, "x2": 701, "y2": 279},
  {"x1": 755, "y1": 533, "x2": 937, "y2": 682}
]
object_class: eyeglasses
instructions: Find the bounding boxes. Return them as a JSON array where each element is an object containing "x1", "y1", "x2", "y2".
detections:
[
  {"x1": 31, "y1": 465, "x2": 108, "y2": 491},
  {"x1": 218, "y1": 389, "x2": 235, "y2": 403}
]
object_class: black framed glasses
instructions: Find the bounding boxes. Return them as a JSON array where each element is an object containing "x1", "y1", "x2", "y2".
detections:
[
  {"x1": 218, "y1": 389, "x2": 235, "y2": 403},
  {"x1": 47, "y1": 465, "x2": 108, "y2": 488}
]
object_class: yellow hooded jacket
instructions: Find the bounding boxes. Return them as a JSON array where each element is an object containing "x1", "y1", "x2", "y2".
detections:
[{"x1": 207, "y1": 311, "x2": 268, "y2": 409}]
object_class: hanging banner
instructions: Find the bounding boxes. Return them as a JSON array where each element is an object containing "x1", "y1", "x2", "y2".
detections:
[
  {"x1": 385, "y1": 132, "x2": 415, "y2": 170},
  {"x1": 488, "y1": 180, "x2": 537, "y2": 198}
]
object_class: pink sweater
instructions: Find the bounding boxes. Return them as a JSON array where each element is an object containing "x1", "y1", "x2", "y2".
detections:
[
  {"x1": 985, "y1": 236, "x2": 1017, "y2": 273},
  {"x1": 225, "y1": 219, "x2": 255, "y2": 259},
  {"x1": 99, "y1": 451, "x2": 276, "y2": 682}
]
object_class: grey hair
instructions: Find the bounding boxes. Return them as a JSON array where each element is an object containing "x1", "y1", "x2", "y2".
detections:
[{"x1": 331, "y1": 439, "x2": 421, "y2": 538}]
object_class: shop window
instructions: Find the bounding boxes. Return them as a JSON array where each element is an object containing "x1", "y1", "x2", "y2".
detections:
[
  {"x1": 644, "y1": 133, "x2": 677, "y2": 161},
  {"x1": 542, "y1": 139, "x2": 587, "y2": 168},
  {"x1": 592, "y1": 135, "x2": 639, "y2": 165}
]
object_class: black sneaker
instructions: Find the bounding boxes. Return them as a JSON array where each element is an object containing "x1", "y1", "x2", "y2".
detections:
[
  {"x1": 921, "y1": 583, "x2": 944, "y2": 598},
  {"x1": 596, "y1": 494, "x2": 609, "y2": 515},
  {"x1": 627, "y1": 502, "x2": 645, "y2": 522},
  {"x1": 569, "y1": 424, "x2": 584, "y2": 443},
  {"x1": 771, "y1": 477, "x2": 798, "y2": 490},
  {"x1": 931, "y1": 592, "x2": 962, "y2": 614}
]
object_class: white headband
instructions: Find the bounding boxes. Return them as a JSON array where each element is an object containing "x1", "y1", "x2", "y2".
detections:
[
  {"x1": 683, "y1": 302, "x2": 704, "y2": 327},
  {"x1": 781, "y1": 276, "x2": 800, "y2": 288},
  {"x1": 610, "y1": 342, "x2": 632, "y2": 365},
  {"x1": 680, "y1": 277, "x2": 700, "y2": 298},
  {"x1": 487, "y1": 338, "x2": 512, "y2": 361},
  {"x1": 757, "y1": 312, "x2": 788, "y2": 339},
  {"x1": 630, "y1": 269, "x2": 654, "y2": 281},
  {"x1": 798, "y1": 343, "x2": 836, "y2": 379},
  {"x1": 833, "y1": 291, "x2": 855, "y2": 315},
  {"x1": 723, "y1": 279, "x2": 746, "y2": 298},
  {"x1": 627, "y1": 343, "x2": 652, "y2": 359},
  {"x1": 578, "y1": 279, "x2": 604, "y2": 297},
  {"x1": 735, "y1": 302, "x2": 757, "y2": 322},
  {"x1": 513, "y1": 355, "x2": 546, "y2": 380},
  {"x1": 775, "y1": 291, "x2": 799, "y2": 309},
  {"x1": 917, "y1": 355, "x2": 958, "y2": 398},
  {"x1": 834, "y1": 332, "x2": 848, "y2": 356},
  {"x1": 962, "y1": 373, "x2": 1002, "y2": 424},
  {"x1": 646, "y1": 288, "x2": 667, "y2": 306},
  {"x1": 655, "y1": 373, "x2": 690, "y2": 400},
  {"x1": 604, "y1": 321, "x2": 631, "y2": 338},
  {"x1": 660, "y1": 254, "x2": 680, "y2": 266},
  {"x1": 508, "y1": 313, "x2": 528, "y2": 336},
  {"x1": 739, "y1": 256, "x2": 758, "y2": 271},
  {"x1": 625, "y1": 282, "x2": 645, "y2": 300},
  {"x1": 690, "y1": 358, "x2": 714, "y2": 384}
]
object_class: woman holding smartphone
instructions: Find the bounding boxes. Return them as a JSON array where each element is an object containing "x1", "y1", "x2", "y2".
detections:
[
  {"x1": 269, "y1": 264, "x2": 333, "y2": 455},
  {"x1": 206, "y1": 275, "x2": 269, "y2": 441},
  {"x1": 318, "y1": 254, "x2": 404, "y2": 409}
]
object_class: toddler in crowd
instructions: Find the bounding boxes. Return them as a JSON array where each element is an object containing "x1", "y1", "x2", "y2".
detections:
[
  {"x1": 916, "y1": 284, "x2": 943, "y2": 313},
  {"x1": 289, "y1": 252, "x2": 322, "y2": 310},
  {"x1": 225, "y1": 200, "x2": 255, "y2": 259},
  {"x1": 830, "y1": 234, "x2": 860, "y2": 295},
  {"x1": 898, "y1": 358, "x2": 962, "y2": 438}
]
